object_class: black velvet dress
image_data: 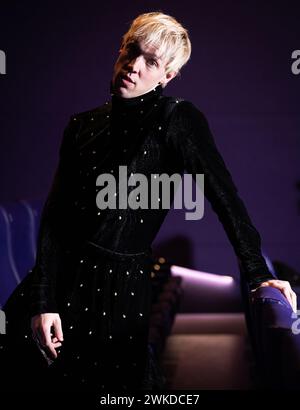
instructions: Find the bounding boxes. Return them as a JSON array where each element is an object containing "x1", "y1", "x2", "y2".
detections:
[{"x1": 0, "y1": 83, "x2": 275, "y2": 392}]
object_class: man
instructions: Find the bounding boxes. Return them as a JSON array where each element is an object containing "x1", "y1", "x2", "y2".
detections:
[{"x1": 1, "y1": 11, "x2": 297, "y2": 392}]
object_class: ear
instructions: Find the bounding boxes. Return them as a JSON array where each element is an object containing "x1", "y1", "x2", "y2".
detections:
[{"x1": 160, "y1": 71, "x2": 177, "y2": 87}]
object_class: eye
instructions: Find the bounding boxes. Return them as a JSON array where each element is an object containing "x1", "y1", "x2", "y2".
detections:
[{"x1": 147, "y1": 59, "x2": 158, "y2": 67}]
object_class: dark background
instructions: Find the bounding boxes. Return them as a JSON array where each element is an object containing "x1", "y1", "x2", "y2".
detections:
[{"x1": 1, "y1": 0, "x2": 299, "y2": 279}]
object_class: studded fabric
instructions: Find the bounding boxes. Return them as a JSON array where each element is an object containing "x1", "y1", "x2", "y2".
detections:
[{"x1": 0, "y1": 82, "x2": 274, "y2": 392}]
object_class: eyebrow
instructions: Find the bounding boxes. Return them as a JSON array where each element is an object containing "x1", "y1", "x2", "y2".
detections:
[
  {"x1": 126, "y1": 41, "x2": 162, "y2": 61},
  {"x1": 145, "y1": 52, "x2": 161, "y2": 61}
]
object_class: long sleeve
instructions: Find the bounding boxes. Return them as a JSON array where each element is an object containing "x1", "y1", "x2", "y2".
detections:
[
  {"x1": 29, "y1": 117, "x2": 79, "y2": 316},
  {"x1": 166, "y1": 101, "x2": 275, "y2": 289}
]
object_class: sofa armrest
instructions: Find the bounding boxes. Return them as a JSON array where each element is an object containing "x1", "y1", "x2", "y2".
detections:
[{"x1": 248, "y1": 286, "x2": 300, "y2": 389}]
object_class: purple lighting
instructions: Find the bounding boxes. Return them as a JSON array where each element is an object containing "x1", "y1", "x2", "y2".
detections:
[{"x1": 170, "y1": 265, "x2": 234, "y2": 286}]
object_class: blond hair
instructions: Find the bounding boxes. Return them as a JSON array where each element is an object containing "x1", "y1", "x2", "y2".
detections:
[{"x1": 121, "y1": 11, "x2": 192, "y2": 77}]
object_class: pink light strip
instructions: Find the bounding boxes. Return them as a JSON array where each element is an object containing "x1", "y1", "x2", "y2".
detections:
[{"x1": 170, "y1": 264, "x2": 234, "y2": 285}]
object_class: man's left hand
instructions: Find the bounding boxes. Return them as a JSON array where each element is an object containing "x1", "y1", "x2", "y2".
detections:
[{"x1": 256, "y1": 279, "x2": 297, "y2": 313}]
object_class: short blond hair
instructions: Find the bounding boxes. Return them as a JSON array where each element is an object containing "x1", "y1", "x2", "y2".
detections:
[{"x1": 121, "y1": 11, "x2": 192, "y2": 76}]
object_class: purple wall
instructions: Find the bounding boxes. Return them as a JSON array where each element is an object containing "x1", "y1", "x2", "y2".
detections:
[{"x1": 1, "y1": 1, "x2": 299, "y2": 279}]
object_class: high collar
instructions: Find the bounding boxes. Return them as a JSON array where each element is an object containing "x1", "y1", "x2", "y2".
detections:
[{"x1": 110, "y1": 80, "x2": 164, "y2": 110}]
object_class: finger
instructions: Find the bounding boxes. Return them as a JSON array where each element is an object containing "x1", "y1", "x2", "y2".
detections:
[
  {"x1": 279, "y1": 284, "x2": 295, "y2": 309},
  {"x1": 258, "y1": 282, "x2": 270, "y2": 287},
  {"x1": 44, "y1": 325, "x2": 57, "y2": 359},
  {"x1": 291, "y1": 291, "x2": 298, "y2": 313},
  {"x1": 282, "y1": 281, "x2": 292, "y2": 292},
  {"x1": 263, "y1": 280, "x2": 297, "y2": 312},
  {"x1": 281, "y1": 287, "x2": 294, "y2": 311},
  {"x1": 45, "y1": 344, "x2": 57, "y2": 360},
  {"x1": 53, "y1": 318, "x2": 64, "y2": 342}
]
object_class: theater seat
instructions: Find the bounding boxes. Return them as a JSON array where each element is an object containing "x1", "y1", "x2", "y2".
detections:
[
  {"x1": 159, "y1": 262, "x2": 300, "y2": 390},
  {"x1": 157, "y1": 265, "x2": 255, "y2": 389},
  {"x1": 162, "y1": 313, "x2": 254, "y2": 389}
]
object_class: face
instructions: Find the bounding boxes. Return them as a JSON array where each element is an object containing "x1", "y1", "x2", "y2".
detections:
[{"x1": 112, "y1": 38, "x2": 177, "y2": 98}]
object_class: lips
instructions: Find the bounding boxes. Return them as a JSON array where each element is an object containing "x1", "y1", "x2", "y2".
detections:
[{"x1": 122, "y1": 74, "x2": 135, "y2": 84}]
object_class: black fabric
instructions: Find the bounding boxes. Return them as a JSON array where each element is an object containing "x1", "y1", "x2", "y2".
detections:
[
  {"x1": 165, "y1": 100, "x2": 275, "y2": 289},
  {"x1": 0, "y1": 82, "x2": 275, "y2": 392}
]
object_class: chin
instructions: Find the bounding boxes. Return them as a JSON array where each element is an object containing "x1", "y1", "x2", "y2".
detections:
[
  {"x1": 118, "y1": 89, "x2": 132, "y2": 98},
  {"x1": 118, "y1": 87, "x2": 138, "y2": 99}
]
